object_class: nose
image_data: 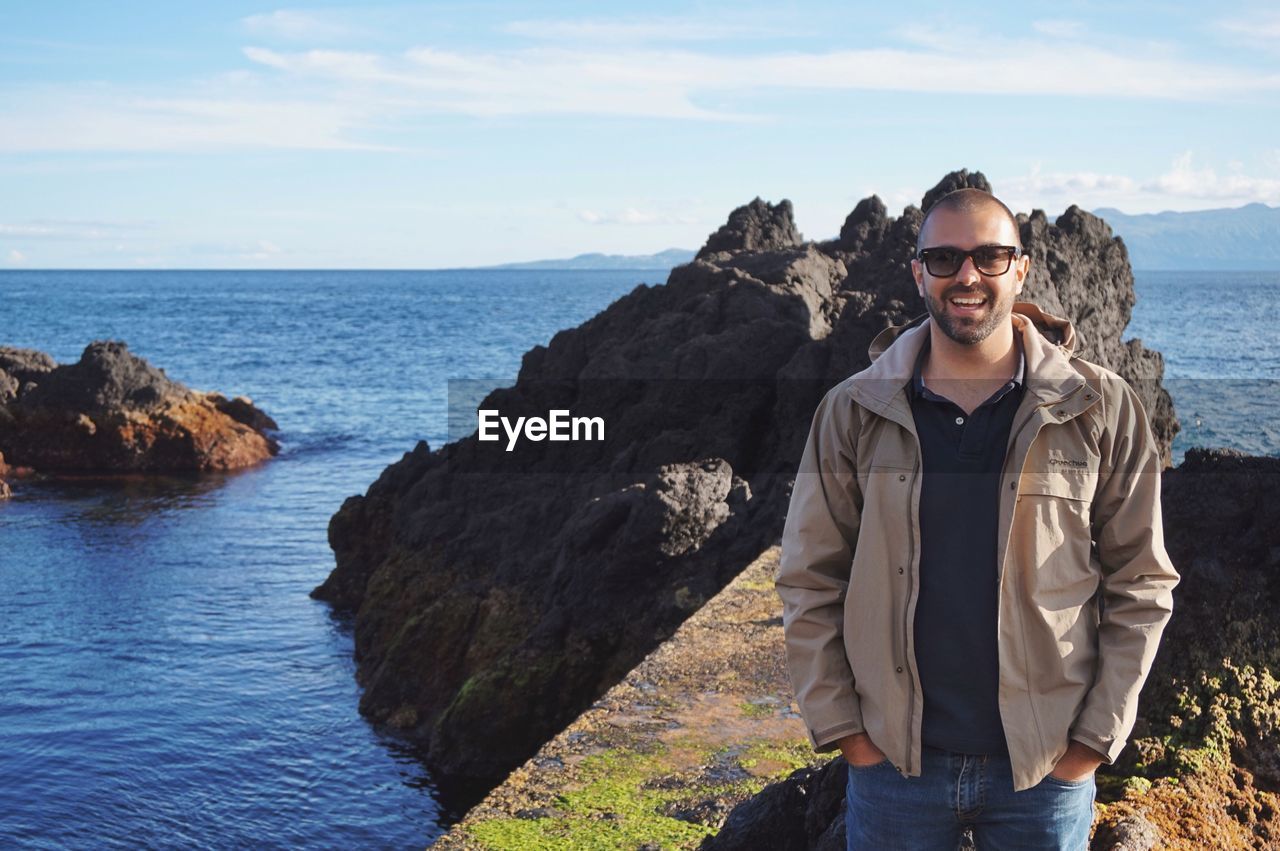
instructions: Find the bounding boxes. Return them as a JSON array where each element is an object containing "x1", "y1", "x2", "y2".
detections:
[{"x1": 954, "y1": 254, "x2": 982, "y2": 284}]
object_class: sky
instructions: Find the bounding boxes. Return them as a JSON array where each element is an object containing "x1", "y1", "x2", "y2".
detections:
[{"x1": 2, "y1": 1, "x2": 1279, "y2": 269}]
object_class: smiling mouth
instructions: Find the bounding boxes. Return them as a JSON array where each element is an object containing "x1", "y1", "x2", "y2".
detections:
[{"x1": 948, "y1": 295, "x2": 987, "y2": 311}]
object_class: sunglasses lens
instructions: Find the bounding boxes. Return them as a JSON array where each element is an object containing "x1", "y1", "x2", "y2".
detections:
[
  {"x1": 974, "y1": 246, "x2": 1013, "y2": 274},
  {"x1": 926, "y1": 248, "x2": 962, "y2": 276}
]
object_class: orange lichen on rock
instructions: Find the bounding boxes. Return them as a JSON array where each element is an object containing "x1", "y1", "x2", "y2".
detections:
[
  {"x1": 1094, "y1": 765, "x2": 1279, "y2": 850},
  {"x1": 0, "y1": 341, "x2": 278, "y2": 485}
]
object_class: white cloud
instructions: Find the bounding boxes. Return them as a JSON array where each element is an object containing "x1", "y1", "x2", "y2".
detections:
[
  {"x1": 1031, "y1": 19, "x2": 1087, "y2": 39},
  {"x1": 245, "y1": 239, "x2": 284, "y2": 260},
  {"x1": 504, "y1": 16, "x2": 789, "y2": 43},
  {"x1": 4, "y1": 25, "x2": 1280, "y2": 154},
  {"x1": 999, "y1": 154, "x2": 1280, "y2": 213},
  {"x1": 223, "y1": 38, "x2": 1280, "y2": 132},
  {"x1": 0, "y1": 219, "x2": 149, "y2": 240},
  {"x1": 1216, "y1": 12, "x2": 1280, "y2": 42},
  {"x1": 243, "y1": 45, "x2": 749, "y2": 120},
  {"x1": 578, "y1": 207, "x2": 699, "y2": 225},
  {"x1": 0, "y1": 84, "x2": 394, "y2": 153},
  {"x1": 242, "y1": 10, "x2": 354, "y2": 42},
  {"x1": 241, "y1": 38, "x2": 1280, "y2": 120},
  {"x1": 1141, "y1": 150, "x2": 1280, "y2": 201},
  {"x1": 6, "y1": 249, "x2": 26, "y2": 264},
  {"x1": 1002, "y1": 164, "x2": 1139, "y2": 197}
]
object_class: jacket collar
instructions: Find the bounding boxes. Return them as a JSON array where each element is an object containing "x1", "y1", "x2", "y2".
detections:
[{"x1": 853, "y1": 302, "x2": 1087, "y2": 411}]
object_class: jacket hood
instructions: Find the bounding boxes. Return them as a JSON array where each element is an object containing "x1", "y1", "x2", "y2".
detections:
[
  {"x1": 868, "y1": 302, "x2": 1078, "y2": 363},
  {"x1": 854, "y1": 301, "x2": 1087, "y2": 409}
]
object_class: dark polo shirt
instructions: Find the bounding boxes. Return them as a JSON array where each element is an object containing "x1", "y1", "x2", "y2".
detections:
[{"x1": 909, "y1": 334, "x2": 1025, "y2": 755}]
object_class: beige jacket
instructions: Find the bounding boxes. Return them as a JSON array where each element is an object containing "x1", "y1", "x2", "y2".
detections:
[{"x1": 776, "y1": 302, "x2": 1179, "y2": 791}]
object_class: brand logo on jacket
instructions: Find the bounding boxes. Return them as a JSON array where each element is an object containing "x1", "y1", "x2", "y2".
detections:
[{"x1": 1047, "y1": 457, "x2": 1089, "y2": 468}]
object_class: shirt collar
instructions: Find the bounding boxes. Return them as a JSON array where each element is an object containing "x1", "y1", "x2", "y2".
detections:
[{"x1": 910, "y1": 331, "x2": 1025, "y2": 403}]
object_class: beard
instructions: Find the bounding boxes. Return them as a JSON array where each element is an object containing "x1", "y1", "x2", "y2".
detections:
[{"x1": 921, "y1": 283, "x2": 1013, "y2": 345}]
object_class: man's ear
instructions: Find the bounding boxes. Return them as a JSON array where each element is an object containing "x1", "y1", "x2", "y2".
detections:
[{"x1": 911, "y1": 258, "x2": 924, "y2": 296}]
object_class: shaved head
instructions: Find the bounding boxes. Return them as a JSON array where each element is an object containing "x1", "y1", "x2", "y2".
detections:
[{"x1": 917, "y1": 189, "x2": 1021, "y2": 254}]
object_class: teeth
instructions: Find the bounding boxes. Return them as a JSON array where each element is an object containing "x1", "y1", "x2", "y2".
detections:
[{"x1": 951, "y1": 297, "x2": 985, "y2": 305}]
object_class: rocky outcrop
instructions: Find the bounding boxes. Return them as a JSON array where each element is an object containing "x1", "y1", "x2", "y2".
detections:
[
  {"x1": 696, "y1": 197, "x2": 804, "y2": 261},
  {"x1": 0, "y1": 341, "x2": 279, "y2": 493},
  {"x1": 702, "y1": 448, "x2": 1280, "y2": 850},
  {"x1": 313, "y1": 170, "x2": 1177, "y2": 797}
]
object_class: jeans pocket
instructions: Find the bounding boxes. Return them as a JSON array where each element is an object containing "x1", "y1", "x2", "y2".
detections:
[
  {"x1": 846, "y1": 756, "x2": 891, "y2": 773},
  {"x1": 1041, "y1": 771, "x2": 1094, "y2": 789}
]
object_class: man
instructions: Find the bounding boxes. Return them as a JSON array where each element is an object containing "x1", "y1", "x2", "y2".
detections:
[{"x1": 776, "y1": 188, "x2": 1179, "y2": 850}]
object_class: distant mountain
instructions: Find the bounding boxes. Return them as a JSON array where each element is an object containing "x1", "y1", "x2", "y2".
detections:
[
  {"x1": 1092, "y1": 202, "x2": 1280, "y2": 270},
  {"x1": 484, "y1": 248, "x2": 696, "y2": 271},
  {"x1": 483, "y1": 202, "x2": 1280, "y2": 272}
]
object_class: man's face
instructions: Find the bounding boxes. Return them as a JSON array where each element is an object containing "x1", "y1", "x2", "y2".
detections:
[{"x1": 911, "y1": 205, "x2": 1029, "y2": 345}]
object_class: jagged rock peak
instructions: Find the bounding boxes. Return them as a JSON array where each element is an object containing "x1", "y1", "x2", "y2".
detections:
[
  {"x1": 21, "y1": 340, "x2": 187, "y2": 413},
  {"x1": 1055, "y1": 203, "x2": 1118, "y2": 241},
  {"x1": 696, "y1": 197, "x2": 803, "y2": 260},
  {"x1": 836, "y1": 194, "x2": 889, "y2": 253},
  {"x1": 920, "y1": 169, "x2": 994, "y2": 214},
  {"x1": 0, "y1": 347, "x2": 56, "y2": 382}
]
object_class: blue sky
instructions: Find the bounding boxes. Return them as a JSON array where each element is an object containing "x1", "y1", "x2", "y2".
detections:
[{"x1": 3, "y1": 1, "x2": 1279, "y2": 268}]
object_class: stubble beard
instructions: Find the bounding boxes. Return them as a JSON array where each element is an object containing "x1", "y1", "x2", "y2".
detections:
[{"x1": 922, "y1": 285, "x2": 1013, "y2": 345}]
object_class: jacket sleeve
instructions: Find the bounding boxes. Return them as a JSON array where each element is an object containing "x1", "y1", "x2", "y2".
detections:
[
  {"x1": 776, "y1": 384, "x2": 865, "y2": 751},
  {"x1": 1070, "y1": 378, "x2": 1180, "y2": 764}
]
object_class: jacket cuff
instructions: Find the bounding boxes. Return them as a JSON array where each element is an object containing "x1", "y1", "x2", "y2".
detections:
[
  {"x1": 811, "y1": 720, "x2": 866, "y2": 752},
  {"x1": 1069, "y1": 729, "x2": 1119, "y2": 765}
]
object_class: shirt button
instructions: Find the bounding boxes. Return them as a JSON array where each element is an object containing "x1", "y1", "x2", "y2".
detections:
[
  {"x1": 955, "y1": 416, "x2": 964, "y2": 425},
  {"x1": 896, "y1": 666, "x2": 904, "y2": 673},
  {"x1": 899, "y1": 474, "x2": 906, "y2": 481},
  {"x1": 898, "y1": 567, "x2": 904, "y2": 574}
]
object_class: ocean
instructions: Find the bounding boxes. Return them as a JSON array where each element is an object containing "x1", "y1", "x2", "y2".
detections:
[{"x1": 0, "y1": 269, "x2": 1276, "y2": 848}]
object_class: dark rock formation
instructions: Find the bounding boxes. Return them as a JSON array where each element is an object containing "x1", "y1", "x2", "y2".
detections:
[
  {"x1": 0, "y1": 341, "x2": 279, "y2": 490},
  {"x1": 696, "y1": 197, "x2": 804, "y2": 261},
  {"x1": 920, "y1": 167, "x2": 993, "y2": 213},
  {"x1": 702, "y1": 758, "x2": 848, "y2": 851},
  {"x1": 313, "y1": 171, "x2": 1178, "y2": 796},
  {"x1": 703, "y1": 448, "x2": 1280, "y2": 849}
]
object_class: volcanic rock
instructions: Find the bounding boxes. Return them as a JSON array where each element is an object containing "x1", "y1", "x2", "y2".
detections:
[
  {"x1": 0, "y1": 341, "x2": 279, "y2": 485},
  {"x1": 696, "y1": 197, "x2": 804, "y2": 261},
  {"x1": 312, "y1": 170, "x2": 1178, "y2": 796}
]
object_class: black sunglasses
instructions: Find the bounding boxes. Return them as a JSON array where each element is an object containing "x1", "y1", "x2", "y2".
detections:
[{"x1": 917, "y1": 244, "x2": 1020, "y2": 277}]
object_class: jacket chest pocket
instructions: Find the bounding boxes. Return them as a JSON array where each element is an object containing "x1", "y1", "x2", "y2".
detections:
[
  {"x1": 1015, "y1": 468, "x2": 1097, "y2": 557},
  {"x1": 1017, "y1": 468, "x2": 1096, "y2": 503},
  {"x1": 1013, "y1": 466, "x2": 1102, "y2": 630}
]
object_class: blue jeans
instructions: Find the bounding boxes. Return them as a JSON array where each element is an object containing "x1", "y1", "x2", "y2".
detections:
[{"x1": 844, "y1": 745, "x2": 1095, "y2": 850}]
